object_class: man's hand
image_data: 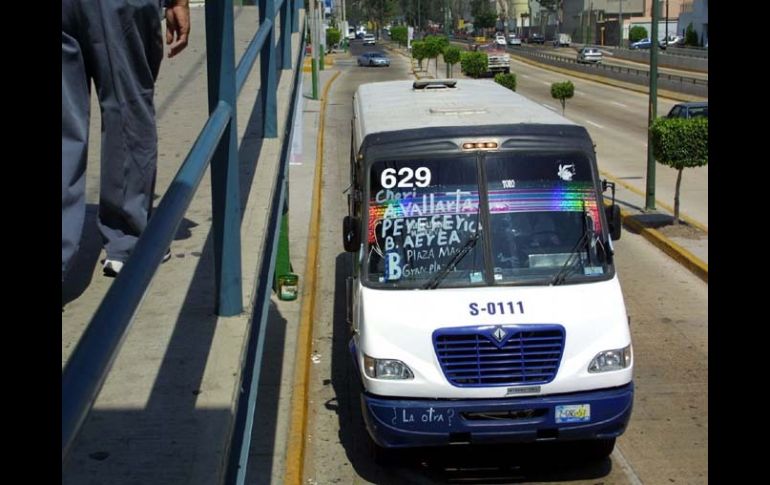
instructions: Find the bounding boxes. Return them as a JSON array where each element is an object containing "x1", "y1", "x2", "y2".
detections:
[{"x1": 165, "y1": 1, "x2": 190, "y2": 58}]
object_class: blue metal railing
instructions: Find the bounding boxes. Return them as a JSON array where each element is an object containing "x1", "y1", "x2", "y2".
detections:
[{"x1": 62, "y1": 0, "x2": 304, "y2": 462}]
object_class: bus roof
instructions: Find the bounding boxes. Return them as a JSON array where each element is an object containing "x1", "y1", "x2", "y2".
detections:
[{"x1": 353, "y1": 79, "x2": 576, "y2": 149}]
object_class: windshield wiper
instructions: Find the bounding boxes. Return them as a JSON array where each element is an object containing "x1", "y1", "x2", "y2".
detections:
[
  {"x1": 423, "y1": 232, "x2": 480, "y2": 289},
  {"x1": 551, "y1": 210, "x2": 595, "y2": 286}
]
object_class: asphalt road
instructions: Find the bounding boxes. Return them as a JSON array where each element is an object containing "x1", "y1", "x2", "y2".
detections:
[{"x1": 301, "y1": 40, "x2": 707, "y2": 484}]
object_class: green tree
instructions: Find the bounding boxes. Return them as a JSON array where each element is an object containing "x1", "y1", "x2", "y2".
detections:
[
  {"x1": 494, "y1": 72, "x2": 517, "y2": 91},
  {"x1": 326, "y1": 28, "x2": 341, "y2": 52},
  {"x1": 390, "y1": 25, "x2": 408, "y2": 46},
  {"x1": 629, "y1": 25, "x2": 647, "y2": 43},
  {"x1": 412, "y1": 40, "x2": 428, "y2": 70},
  {"x1": 460, "y1": 51, "x2": 488, "y2": 78},
  {"x1": 550, "y1": 80, "x2": 574, "y2": 115},
  {"x1": 684, "y1": 22, "x2": 698, "y2": 46},
  {"x1": 650, "y1": 117, "x2": 708, "y2": 224},
  {"x1": 424, "y1": 35, "x2": 448, "y2": 76},
  {"x1": 443, "y1": 45, "x2": 462, "y2": 77}
]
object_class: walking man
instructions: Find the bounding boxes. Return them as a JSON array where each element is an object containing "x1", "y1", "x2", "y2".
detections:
[{"x1": 62, "y1": 0, "x2": 190, "y2": 279}]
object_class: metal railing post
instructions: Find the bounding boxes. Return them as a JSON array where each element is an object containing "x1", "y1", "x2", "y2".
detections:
[
  {"x1": 281, "y1": 0, "x2": 292, "y2": 69},
  {"x1": 291, "y1": 0, "x2": 300, "y2": 32},
  {"x1": 205, "y1": 0, "x2": 244, "y2": 315},
  {"x1": 260, "y1": 0, "x2": 279, "y2": 137}
]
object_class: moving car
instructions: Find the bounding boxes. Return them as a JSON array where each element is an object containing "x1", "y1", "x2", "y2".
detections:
[
  {"x1": 577, "y1": 47, "x2": 602, "y2": 64},
  {"x1": 630, "y1": 38, "x2": 668, "y2": 50},
  {"x1": 495, "y1": 33, "x2": 507, "y2": 46},
  {"x1": 508, "y1": 34, "x2": 522, "y2": 46},
  {"x1": 666, "y1": 101, "x2": 708, "y2": 119},
  {"x1": 357, "y1": 52, "x2": 391, "y2": 67},
  {"x1": 528, "y1": 33, "x2": 545, "y2": 44},
  {"x1": 363, "y1": 34, "x2": 376, "y2": 46},
  {"x1": 553, "y1": 33, "x2": 571, "y2": 47}
]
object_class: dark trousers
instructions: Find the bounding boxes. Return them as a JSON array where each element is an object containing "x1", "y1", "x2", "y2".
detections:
[{"x1": 62, "y1": 0, "x2": 163, "y2": 279}]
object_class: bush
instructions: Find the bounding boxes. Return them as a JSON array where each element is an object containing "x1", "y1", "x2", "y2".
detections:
[
  {"x1": 390, "y1": 25, "x2": 408, "y2": 46},
  {"x1": 494, "y1": 72, "x2": 517, "y2": 91},
  {"x1": 443, "y1": 46, "x2": 462, "y2": 77},
  {"x1": 326, "y1": 28, "x2": 341, "y2": 50},
  {"x1": 629, "y1": 26, "x2": 647, "y2": 43},
  {"x1": 550, "y1": 80, "x2": 574, "y2": 115},
  {"x1": 412, "y1": 41, "x2": 427, "y2": 70},
  {"x1": 460, "y1": 51, "x2": 488, "y2": 78},
  {"x1": 650, "y1": 117, "x2": 708, "y2": 223}
]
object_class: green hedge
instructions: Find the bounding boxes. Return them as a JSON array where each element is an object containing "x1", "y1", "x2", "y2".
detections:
[
  {"x1": 650, "y1": 117, "x2": 708, "y2": 171},
  {"x1": 494, "y1": 72, "x2": 517, "y2": 91},
  {"x1": 390, "y1": 25, "x2": 408, "y2": 46},
  {"x1": 326, "y1": 28, "x2": 341, "y2": 49},
  {"x1": 460, "y1": 51, "x2": 488, "y2": 78},
  {"x1": 551, "y1": 80, "x2": 574, "y2": 114}
]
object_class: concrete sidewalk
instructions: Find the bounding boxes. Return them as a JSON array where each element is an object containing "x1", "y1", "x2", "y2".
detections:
[{"x1": 384, "y1": 40, "x2": 707, "y2": 282}]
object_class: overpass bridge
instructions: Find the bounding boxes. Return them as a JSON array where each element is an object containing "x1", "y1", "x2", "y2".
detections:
[{"x1": 62, "y1": 7, "x2": 708, "y2": 483}]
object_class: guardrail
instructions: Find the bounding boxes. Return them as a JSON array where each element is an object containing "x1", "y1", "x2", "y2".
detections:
[
  {"x1": 62, "y1": 0, "x2": 303, "y2": 462},
  {"x1": 451, "y1": 39, "x2": 707, "y2": 97},
  {"x1": 513, "y1": 47, "x2": 708, "y2": 97}
]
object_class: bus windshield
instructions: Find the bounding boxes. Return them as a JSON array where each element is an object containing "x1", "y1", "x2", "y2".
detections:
[
  {"x1": 364, "y1": 152, "x2": 610, "y2": 288},
  {"x1": 366, "y1": 157, "x2": 485, "y2": 288}
]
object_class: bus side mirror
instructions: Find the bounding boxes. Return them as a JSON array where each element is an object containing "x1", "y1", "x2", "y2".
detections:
[
  {"x1": 605, "y1": 204, "x2": 622, "y2": 241},
  {"x1": 343, "y1": 216, "x2": 361, "y2": 252}
]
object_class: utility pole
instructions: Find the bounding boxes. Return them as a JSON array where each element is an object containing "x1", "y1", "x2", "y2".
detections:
[
  {"x1": 645, "y1": 0, "x2": 660, "y2": 211},
  {"x1": 618, "y1": 0, "x2": 623, "y2": 47},
  {"x1": 444, "y1": 0, "x2": 450, "y2": 36},
  {"x1": 665, "y1": 0, "x2": 669, "y2": 43}
]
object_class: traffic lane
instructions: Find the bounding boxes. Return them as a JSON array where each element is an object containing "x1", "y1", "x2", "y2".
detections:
[
  {"x1": 508, "y1": 59, "x2": 707, "y2": 226},
  {"x1": 303, "y1": 53, "x2": 707, "y2": 484},
  {"x1": 302, "y1": 47, "x2": 415, "y2": 484},
  {"x1": 613, "y1": 221, "x2": 708, "y2": 484}
]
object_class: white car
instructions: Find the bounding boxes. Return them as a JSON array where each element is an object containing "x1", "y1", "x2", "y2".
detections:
[
  {"x1": 363, "y1": 34, "x2": 376, "y2": 46},
  {"x1": 507, "y1": 34, "x2": 522, "y2": 46},
  {"x1": 495, "y1": 34, "x2": 507, "y2": 46},
  {"x1": 577, "y1": 47, "x2": 602, "y2": 64}
]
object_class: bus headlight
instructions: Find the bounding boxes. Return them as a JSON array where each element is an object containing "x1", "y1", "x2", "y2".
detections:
[
  {"x1": 588, "y1": 345, "x2": 632, "y2": 373},
  {"x1": 363, "y1": 354, "x2": 414, "y2": 380}
]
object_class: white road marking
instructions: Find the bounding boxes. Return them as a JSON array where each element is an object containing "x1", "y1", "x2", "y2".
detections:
[
  {"x1": 612, "y1": 101, "x2": 629, "y2": 108},
  {"x1": 585, "y1": 119, "x2": 604, "y2": 129},
  {"x1": 541, "y1": 104, "x2": 557, "y2": 111},
  {"x1": 539, "y1": 80, "x2": 552, "y2": 86}
]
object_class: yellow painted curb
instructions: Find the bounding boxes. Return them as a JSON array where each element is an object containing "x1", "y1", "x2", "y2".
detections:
[
  {"x1": 302, "y1": 55, "x2": 334, "y2": 72},
  {"x1": 283, "y1": 69, "x2": 341, "y2": 485},
  {"x1": 613, "y1": 203, "x2": 708, "y2": 283}
]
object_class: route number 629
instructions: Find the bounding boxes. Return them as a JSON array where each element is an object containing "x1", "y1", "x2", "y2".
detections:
[{"x1": 381, "y1": 167, "x2": 432, "y2": 188}]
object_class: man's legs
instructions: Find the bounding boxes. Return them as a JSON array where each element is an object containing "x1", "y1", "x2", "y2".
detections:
[
  {"x1": 85, "y1": 0, "x2": 163, "y2": 266},
  {"x1": 61, "y1": 2, "x2": 91, "y2": 281}
]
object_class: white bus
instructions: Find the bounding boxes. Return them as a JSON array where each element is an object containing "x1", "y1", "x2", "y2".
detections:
[{"x1": 343, "y1": 79, "x2": 632, "y2": 462}]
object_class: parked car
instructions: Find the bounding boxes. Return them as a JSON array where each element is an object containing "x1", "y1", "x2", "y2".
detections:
[
  {"x1": 495, "y1": 33, "x2": 507, "y2": 46},
  {"x1": 347, "y1": 28, "x2": 356, "y2": 40},
  {"x1": 666, "y1": 101, "x2": 708, "y2": 119},
  {"x1": 576, "y1": 46, "x2": 602, "y2": 64},
  {"x1": 357, "y1": 51, "x2": 391, "y2": 67},
  {"x1": 362, "y1": 34, "x2": 376, "y2": 46},
  {"x1": 507, "y1": 34, "x2": 522, "y2": 46},
  {"x1": 528, "y1": 33, "x2": 545, "y2": 44},
  {"x1": 355, "y1": 31, "x2": 366, "y2": 40}
]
